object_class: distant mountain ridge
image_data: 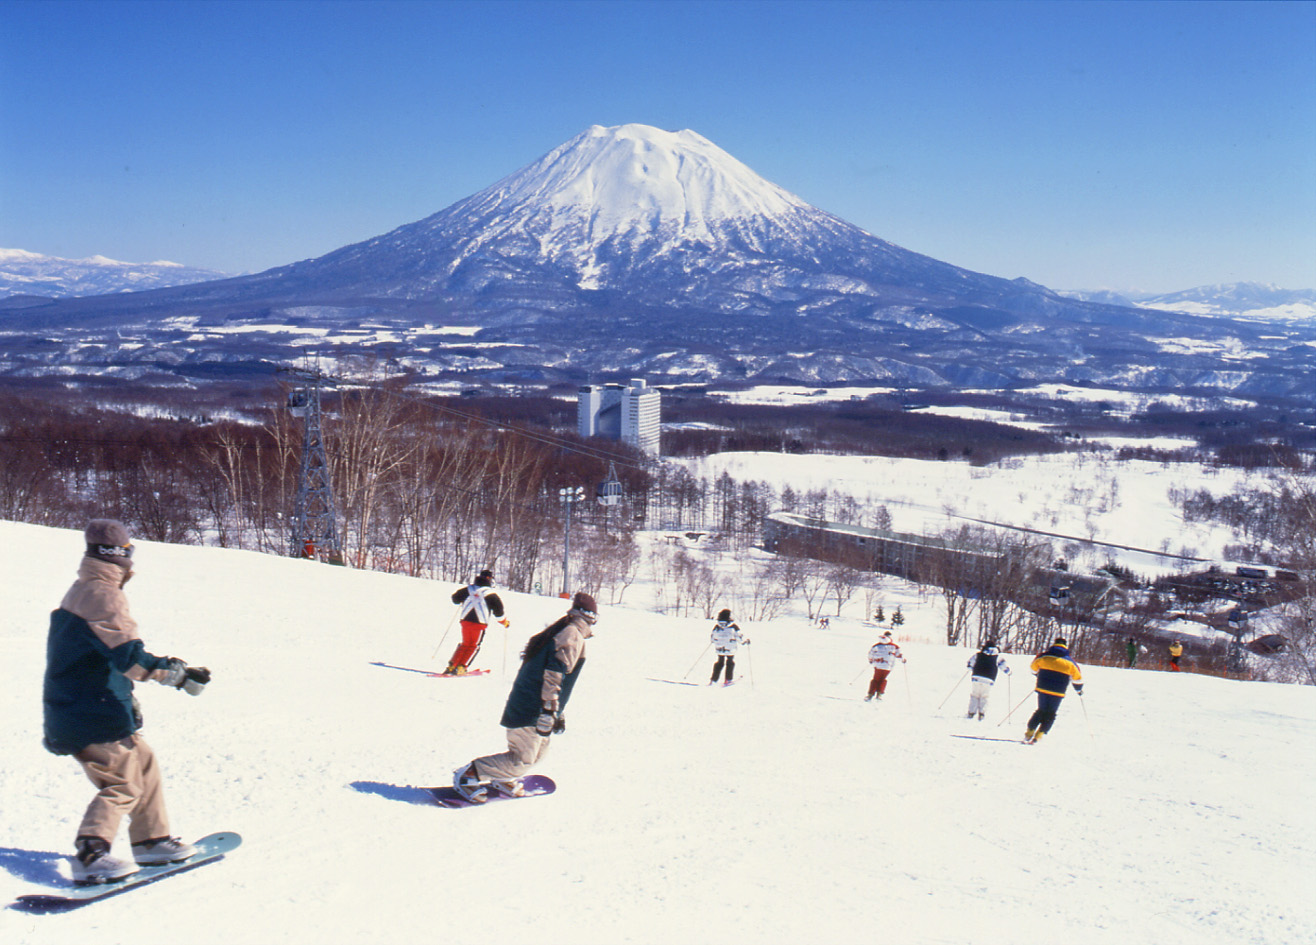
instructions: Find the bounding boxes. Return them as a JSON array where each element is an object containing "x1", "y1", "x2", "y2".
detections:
[
  {"x1": 1, "y1": 124, "x2": 1313, "y2": 400},
  {"x1": 1063, "y1": 282, "x2": 1315, "y2": 323},
  {"x1": 0, "y1": 248, "x2": 231, "y2": 299}
]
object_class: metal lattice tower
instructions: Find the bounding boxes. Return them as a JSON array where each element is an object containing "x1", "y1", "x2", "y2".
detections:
[{"x1": 287, "y1": 370, "x2": 341, "y2": 561}]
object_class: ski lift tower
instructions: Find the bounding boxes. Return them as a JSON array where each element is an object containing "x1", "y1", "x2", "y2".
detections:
[{"x1": 284, "y1": 367, "x2": 342, "y2": 563}]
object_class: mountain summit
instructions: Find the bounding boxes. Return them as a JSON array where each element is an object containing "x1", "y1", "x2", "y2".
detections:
[
  {"x1": 255, "y1": 122, "x2": 1024, "y2": 312},
  {"x1": 3, "y1": 124, "x2": 1311, "y2": 396}
]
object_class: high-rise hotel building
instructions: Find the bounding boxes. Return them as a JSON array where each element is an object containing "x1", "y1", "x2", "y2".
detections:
[{"x1": 577, "y1": 378, "x2": 661, "y2": 456}]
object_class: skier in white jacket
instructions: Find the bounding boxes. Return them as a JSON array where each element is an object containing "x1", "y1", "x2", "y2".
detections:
[
  {"x1": 866, "y1": 631, "x2": 905, "y2": 702},
  {"x1": 709, "y1": 609, "x2": 748, "y2": 686},
  {"x1": 966, "y1": 641, "x2": 1010, "y2": 720}
]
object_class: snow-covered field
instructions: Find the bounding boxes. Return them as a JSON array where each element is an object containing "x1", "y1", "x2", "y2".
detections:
[
  {"x1": 680, "y1": 448, "x2": 1265, "y2": 575},
  {"x1": 2, "y1": 518, "x2": 1313, "y2": 945}
]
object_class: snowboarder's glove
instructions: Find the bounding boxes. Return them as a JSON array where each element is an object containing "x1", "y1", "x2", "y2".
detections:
[
  {"x1": 498, "y1": 618, "x2": 510, "y2": 628},
  {"x1": 158, "y1": 657, "x2": 188, "y2": 688},
  {"x1": 535, "y1": 710, "x2": 557, "y2": 736},
  {"x1": 743, "y1": 639, "x2": 751, "y2": 645},
  {"x1": 181, "y1": 666, "x2": 211, "y2": 696},
  {"x1": 552, "y1": 715, "x2": 566, "y2": 735}
]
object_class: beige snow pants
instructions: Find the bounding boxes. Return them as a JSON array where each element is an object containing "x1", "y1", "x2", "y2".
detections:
[
  {"x1": 73, "y1": 734, "x2": 170, "y2": 844},
  {"x1": 470, "y1": 726, "x2": 550, "y2": 782}
]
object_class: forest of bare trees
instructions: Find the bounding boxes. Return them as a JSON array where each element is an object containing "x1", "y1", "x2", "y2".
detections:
[{"x1": 2, "y1": 378, "x2": 1311, "y2": 684}]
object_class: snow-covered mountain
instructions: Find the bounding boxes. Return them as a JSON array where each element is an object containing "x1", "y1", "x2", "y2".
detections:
[
  {"x1": 1063, "y1": 282, "x2": 1316, "y2": 324},
  {"x1": 2, "y1": 124, "x2": 1314, "y2": 397},
  {"x1": 232, "y1": 122, "x2": 1026, "y2": 309},
  {"x1": 0, "y1": 248, "x2": 230, "y2": 299},
  {"x1": 1138, "y1": 283, "x2": 1316, "y2": 323}
]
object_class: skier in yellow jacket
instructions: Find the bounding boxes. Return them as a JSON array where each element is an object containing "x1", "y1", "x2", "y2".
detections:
[{"x1": 1024, "y1": 637, "x2": 1083, "y2": 744}]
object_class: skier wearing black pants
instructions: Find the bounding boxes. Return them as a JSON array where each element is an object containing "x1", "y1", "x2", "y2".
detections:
[
  {"x1": 1024, "y1": 637, "x2": 1083, "y2": 744},
  {"x1": 709, "y1": 609, "x2": 747, "y2": 686}
]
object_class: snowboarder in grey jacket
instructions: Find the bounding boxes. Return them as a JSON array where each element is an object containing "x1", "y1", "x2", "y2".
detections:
[
  {"x1": 43, "y1": 520, "x2": 211, "y2": 884},
  {"x1": 452, "y1": 591, "x2": 598, "y2": 803},
  {"x1": 709, "y1": 609, "x2": 748, "y2": 686}
]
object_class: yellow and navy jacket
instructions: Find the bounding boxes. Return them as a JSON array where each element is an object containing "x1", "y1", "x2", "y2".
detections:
[{"x1": 1030, "y1": 645, "x2": 1083, "y2": 697}]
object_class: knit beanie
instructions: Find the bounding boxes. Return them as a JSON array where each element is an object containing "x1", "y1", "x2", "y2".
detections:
[
  {"x1": 475, "y1": 569, "x2": 494, "y2": 587},
  {"x1": 717, "y1": 608, "x2": 732, "y2": 622},
  {"x1": 85, "y1": 519, "x2": 133, "y2": 568},
  {"x1": 571, "y1": 591, "x2": 598, "y2": 623}
]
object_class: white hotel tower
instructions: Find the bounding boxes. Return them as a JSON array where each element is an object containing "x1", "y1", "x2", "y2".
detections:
[{"x1": 577, "y1": 378, "x2": 661, "y2": 456}]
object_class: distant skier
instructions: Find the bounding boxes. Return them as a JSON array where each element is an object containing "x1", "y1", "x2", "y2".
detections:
[
  {"x1": 444, "y1": 569, "x2": 508, "y2": 676},
  {"x1": 709, "y1": 609, "x2": 749, "y2": 686},
  {"x1": 866, "y1": 631, "x2": 906, "y2": 702},
  {"x1": 42, "y1": 519, "x2": 211, "y2": 884},
  {"x1": 966, "y1": 640, "x2": 1010, "y2": 720},
  {"x1": 451, "y1": 591, "x2": 598, "y2": 803},
  {"x1": 1125, "y1": 637, "x2": 1138, "y2": 668},
  {"x1": 1024, "y1": 637, "x2": 1083, "y2": 744},
  {"x1": 1169, "y1": 640, "x2": 1184, "y2": 672}
]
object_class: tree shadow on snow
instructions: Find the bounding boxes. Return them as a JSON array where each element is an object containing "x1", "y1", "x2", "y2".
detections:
[
  {"x1": 348, "y1": 781, "x2": 437, "y2": 806},
  {"x1": 0, "y1": 847, "x2": 69, "y2": 887}
]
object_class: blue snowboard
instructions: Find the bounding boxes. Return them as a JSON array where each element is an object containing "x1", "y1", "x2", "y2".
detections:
[
  {"x1": 429, "y1": 775, "x2": 555, "y2": 809},
  {"x1": 13, "y1": 831, "x2": 241, "y2": 912}
]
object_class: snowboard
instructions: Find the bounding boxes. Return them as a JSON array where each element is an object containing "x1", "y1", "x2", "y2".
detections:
[
  {"x1": 13, "y1": 831, "x2": 241, "y2": 912},
  {"x1": 429, "y1": 775, "x2": 555, "y2": 809}
]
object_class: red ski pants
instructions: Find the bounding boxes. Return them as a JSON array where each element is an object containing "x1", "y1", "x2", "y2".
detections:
[
  {"x1": 869, "y1": 668, "x2": 892, "y2": 696},
  {"x1": 449, "y1": 620, "x2": 488, "y2": 669}
]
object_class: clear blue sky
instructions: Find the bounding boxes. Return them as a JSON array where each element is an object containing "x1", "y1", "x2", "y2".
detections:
[{"x1": 2, "y1": 0, "x2": 1313, "y2": 293}]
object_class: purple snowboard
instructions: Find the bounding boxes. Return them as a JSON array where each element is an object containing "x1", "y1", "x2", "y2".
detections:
[{"x1": 429, "y1": 775, "x2": 555, "y2": 809}]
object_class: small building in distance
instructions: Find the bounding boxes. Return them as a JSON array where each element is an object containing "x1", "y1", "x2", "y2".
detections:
[{"x1": 578, "y1": 378, "x2": 661, "y2": 456}]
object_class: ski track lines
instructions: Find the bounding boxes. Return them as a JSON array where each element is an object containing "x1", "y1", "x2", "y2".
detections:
[{"x1": 1, "y1": 521, "x2": 1314, "y2": 945}]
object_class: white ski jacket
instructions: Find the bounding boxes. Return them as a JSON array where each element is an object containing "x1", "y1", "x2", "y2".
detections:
[
  {"x1": 868, "y1": 641, "x2": 904, "y2": 669},
  {"x1": 710, "y1": 620, "x2": 745, "y2": 655}
]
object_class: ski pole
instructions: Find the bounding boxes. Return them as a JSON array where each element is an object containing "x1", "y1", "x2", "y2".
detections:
[
  {"x1": 936, "y1": 670, "x2": 970, "y2": 710},
  {"x1": 1078, "y1": 691, "x2": 1094, "y2": 741},
  {"x1": 998, "y1": 690, "x2": 1033, "y2": 727},
  {"x1": 681, "y1": 643, "x2": 712, "y2": 680},
  {"x1": 431, "y1": 607, "x2": 460, "y2": 661},
  {"x1": 902, "y1": 660, "x2": 912, "y2": 708},
  {"x1": 851, "y1": 666, "x2": 869, "y2": 685},
  {"x1": 746, "y1": 641, "x2": 755, "y2": 689}
]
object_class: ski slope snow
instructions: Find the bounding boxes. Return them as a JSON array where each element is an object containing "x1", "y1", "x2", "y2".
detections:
[{"x1": 1, "y1": 519, "x2": 1312, "y2": 944}]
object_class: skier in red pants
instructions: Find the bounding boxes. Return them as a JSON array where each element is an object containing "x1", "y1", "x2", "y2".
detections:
[
  {"x1": 444, "y1": 570, "x2": 508, "y2": 675},
  {"x1": 865, "y1": 631, "x2": 905, "y2": 702}
]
